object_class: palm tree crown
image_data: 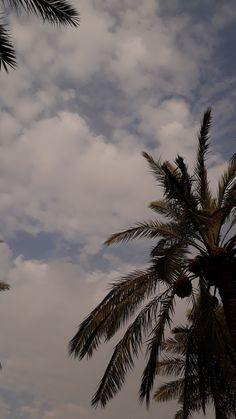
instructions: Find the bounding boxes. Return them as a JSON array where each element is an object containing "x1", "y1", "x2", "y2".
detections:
[
  {"x1": 69, "y1": 109, "x2": 236, "y2": 413},
  {"x1": 0, "y1": 0, "x2": 79, "y2": 71}
]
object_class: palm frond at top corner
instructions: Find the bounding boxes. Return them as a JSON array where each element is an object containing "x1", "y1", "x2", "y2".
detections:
[
  {"x1": 0, "y1": 22, "x2": 17, "y2": 72},
  {"x1": 3, "y1": 0, "x2": 80, "y2": 26}
]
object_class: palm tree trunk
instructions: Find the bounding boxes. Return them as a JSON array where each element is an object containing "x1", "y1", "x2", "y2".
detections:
[{"x1": 218, "y1": 273, "x2": 236, "y2": 350}]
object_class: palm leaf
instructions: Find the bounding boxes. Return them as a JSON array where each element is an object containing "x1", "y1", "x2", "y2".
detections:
[
  {"x1": 139, "y1": 293, "x2": 175, "y2": 405},
  {"x1": 0, "y1": 22, "x2": 16, "y2": 72},
  {"x1": 217, "y1": 156, "x2": 236, "y2": 208},
  {"x1": 105, "y1": 221, "x2": 180, "y2": 246},
  {"x1": 91, "y1": 288, "x2": 172, "y2": 407},
  {"x1": 156, "y1": 357, "x2": 185, "y2": 377},
  {"x1": 161, "y1": 330, "x2": 188, "y2": 356},
  {"x1": 149, "y1": 200, "x2": 170, "y2": 216},
  {"x1": 2, "y1": 0, "x2": 80, "y2": 26},
  {"x1": 142, "y1": 152, "x2": 166, "y2": 188},
  {"x1": 161, "y1": 162, "x2": 198, "y2": 213},
  {"x1": 151, "y1": 239, "x2": 189, "y2": 284},
  {"x1": 221, "y1": 209, "x2": 236, "y2": 245},
  {"x1": 195, "y1": 108, "x2": 213, "y2": 210},
  {"x1": 175, "y1": 155, "x2": 193, "y2": 199},
  {"x1": 154, "y1": 379, "x2": 184, "y2": 402},
  {"x1": 174, "y1": 410, "x2": 185, "y2": 419},
  {"x1": 69, "y1": 269, "x2": 160, "y2": 359},
  {"x1": 149, "y1": 200, "x2": 184, "y2": 225},
  {"x1": 182, "y1": 327, "x2": 198, "y2": 419}
]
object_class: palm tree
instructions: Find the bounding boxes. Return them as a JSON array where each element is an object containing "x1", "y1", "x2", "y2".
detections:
[
  {"x1": 154, "y1": 304, "x2": 236, "y2": 418},
  {"x1": 0, "y1": 0, "x2": 79, "y2": 71},
  {"x1": 69, "y1": 109, "x2": 236, "y2": 409}
]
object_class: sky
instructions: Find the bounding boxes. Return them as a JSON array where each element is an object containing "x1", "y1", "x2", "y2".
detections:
[{"x1": 0, "y1": 0, "x2": 236, "y2": 418}]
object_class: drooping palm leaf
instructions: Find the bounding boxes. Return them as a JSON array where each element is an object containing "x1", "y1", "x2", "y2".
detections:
[
  {"x1": 91, "y1": 288, "x2": 172, "y2": 408},
  {"x1": 154, "y1": 379, "x2": 184, "y2": 403},
  {"x1": 0, "y1": 0, "x2": 79, "y2": 71},
  {"x1": 2, "y1": 0, "x2": 80, "y2": 26},
  {"x1": 69, "y1": 269, "x2": 160, "y2": 359},
  {"x1": 0, "y1": 21, "x2": 16, "y2": 72},
  {"x1": 156, "y1": 357, "x2": 185, "y2": 377},
  {"x1": 139, "y1": 292, "x2": 175, "y2": 405}
]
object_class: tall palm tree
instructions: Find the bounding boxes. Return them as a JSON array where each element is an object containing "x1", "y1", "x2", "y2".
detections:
[
  {"x1": 0, "y1": 0, "x2": 79, "y2": 71},
  {"x1": 154, "y1": 303, "x2": 236, "y2": 418},
  {"x1": 69, "y1": 109, "x2": 236, "y2": 409}
]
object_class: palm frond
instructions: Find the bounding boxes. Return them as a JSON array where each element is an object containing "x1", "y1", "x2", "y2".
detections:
[
  {"x1": 175, "y1": 155, "x2": 193, "y2": 199},
  {"x1": 142, "y1": 152, "x2": 166, "y2": 187},
  {"x1": 162, "y1": 162, "x2": 198, "y2": 212},
  {"x1": 182, "y1": 328, "x2": 197, "y2": 419},
  {"x1": 224, "y1": 231, "x2": 236, "y2": 250},
  {"x1": 139, "y1": 293, "x2": 175, "y2": 405},
  {"x1": 149, "y1": 200, "x2": 169, "y2": 216},
  {"x1": 161, "y1": 333, "x2": 187, "y2": 356},
  {"x1": 149, "y1": 200, "x2": 184, "y2": 225},
  {"x1": 0, "y1": 22, "x2": 17, "y2": 72},
  {"x1": 221, "y1": 181, "x2": 236, "y2": 211},
  {"x1": 156, "y1": 357, "x2": 185, "y2": 377},
  {"x1": 221, "y1": 209, "x2": 236, "y2": 245},
  {"x1": 154, "y1": 379, "x2": 184, "y2": 402},
  {"x1": 143, "y1": 151, "x2": 209, "y2": 248},
  {"x1": 174, "y1": 409, "x2": 185, "y2": 419},
  {"x1": 217, "y1": 157, "x2": 236, "y2": 208},
  {"x1": 195, "y1": 108, "x2": 213, "y2": 210},
  {"x1": 69, "y1": 269, "x2": 160, "y2": 359},
  {"x1": 91, "y1": 340, "x2": 135, "y2": 408},
  {"x1": 105, "y1": 221, "x2": 180, "y2": 246},
  {"x1": 92, "y1": 288, "x2": 172, "y2": 407},
  {"x1": 3, "y1": 0, "x2": 80, "y2": 26},
  {"x1": 151, "y1": 239, "x2": 189, "y2": 284}
]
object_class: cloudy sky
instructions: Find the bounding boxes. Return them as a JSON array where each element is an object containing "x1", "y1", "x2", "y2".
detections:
[{"x1": 0, "y1": 0, "x2": 236, "y2": 417}]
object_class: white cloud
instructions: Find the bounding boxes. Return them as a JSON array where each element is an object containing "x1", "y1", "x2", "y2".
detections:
[{"x1": 0, "y1": 109, "x2": 157, "y2": 244}]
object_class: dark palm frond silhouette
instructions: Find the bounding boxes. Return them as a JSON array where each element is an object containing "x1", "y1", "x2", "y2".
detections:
[
  {"x1": 70, "y1": 109, "x2": 236, "y2": 409},
  {"x1": 0, "y1": 0, "x2": 79, "y2": 71}
]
